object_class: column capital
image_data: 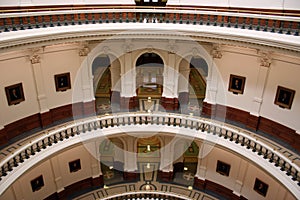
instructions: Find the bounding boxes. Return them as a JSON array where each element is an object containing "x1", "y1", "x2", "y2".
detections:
[
  {"x1": 210, "y1": 44, "x2": 222, "y2": 59},
  {"x1": 122, "y1": 39, "x2": 134, "y2": 53},
  {"x1": 29, "y1": 48, "x2": 42, "y2": 64},
  {"x1": 258, "y1": 50, "x2": 272, "y2": 67},
  {"x1": 167, "y1": 39, "x2": 178, "y2": 54},
  {"x1": 78, "y1": 43, "x2": 90, "y2": 57}
]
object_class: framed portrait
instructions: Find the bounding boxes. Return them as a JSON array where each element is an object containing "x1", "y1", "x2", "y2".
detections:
[
  {"x1": 5, "y1": 83, "x2": 25, "y2": 106},
  {"x1": 31, "y1": 175, "x2": 44, "y2": 192},
  {"x1": 274, "y1": 86, "x2": 295, "y2": 109},
  {"x1": 216, "y1": 160, "x2": 230, "y2": 176},
  {"x1": 228, "y1": 74, "x2": 246, "y2": 95},
  {"x1": 54, "y1": 72, "x2": 71, "y2": 92},
  {"x1": 69, "y1": 159, "x2": 81, "y2": 173},
  {"x1": 253, "y1": 178, "x2": 268, "y2": 197}
]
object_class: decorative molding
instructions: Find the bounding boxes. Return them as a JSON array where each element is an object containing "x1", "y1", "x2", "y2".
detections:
[
  {"x1": 122, "y1": 39, "x2": 134, "y2": 53},
  {"x1": 29, "y1": 48, "x2": 42, "y2": 64},
  {"x1": 78, "y1": 42, "x2": 90, "y2": 56},
  {"x1": 102, "y1": 46, "x2": 110, "y2": 54},
  {"x1": 210, "y1": 44, "x2": 222, "y2": 59},
  {"x1": 192, "y1": 47, "x2": 199, "y2": 57},
  {"x1": 167, "y1": 40, "x2": 178, "y2": 54},
  {"x1": 258, "y1": 50, "x2": 272, "y2": 67}
]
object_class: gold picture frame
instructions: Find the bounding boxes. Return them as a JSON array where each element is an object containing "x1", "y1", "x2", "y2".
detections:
[
  {"x1": 253, "y1": 178, "x2": 268, "y2": 197},
  {"x1": 216, "y1": 160, "x2": 231, "y2": 176},
  {"x1": 228, "y1": 74, "x2": 246, "y2": 95},
  {"x1": 31, "y1": 175, "x2": 44, "y2": 192},
  {"x1": 274, "y1": 86, "x2": 295, "y2": 109},
  {"x1": 54, "y1": 72, "x2": 71, "y2": 92},
  {"x1": 5, "y1": 83, "x2": 25, "y2": 106},
  {"x1": 69, "y1": 159, "x2": 81, "y2": 173}
]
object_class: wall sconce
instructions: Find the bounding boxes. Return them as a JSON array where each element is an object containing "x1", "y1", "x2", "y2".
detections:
[
  {"x1": 148, "y1": 97, "x2": 151, "y2": 102},
  {"x1": 147, "y1": 144, "x2": 151, "y2": 152}
]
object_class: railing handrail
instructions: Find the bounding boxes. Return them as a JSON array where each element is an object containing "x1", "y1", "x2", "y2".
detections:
[
  {"x1": 100, "y1": 190, "x2": 192, "y2": 200},
  {"x1": 0, "y1": 111, "x2": 298, "y2": 183},
  {"x1": 0, "y1": 8, "x2": 299, "y2": 22},
  {"x1": 0, "y1": 5, "x2": 299, "y2": 17}
]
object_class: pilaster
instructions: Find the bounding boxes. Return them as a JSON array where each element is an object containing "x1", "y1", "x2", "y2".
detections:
[
  {"x1": 50, "y1": 156, "x2": 64, "y2": 193},
  {"x1": 79, "y1": 43, "x2": 95, "y2": 115},
  {"x1": 232, "y1": 159, "x2": 248, "y2": 196},
  {"x1": 203, "y1": 44, "x2": 222, "y2": 106},
  {"x1": 247, "y1": 51, "x2": 271, "y2": 130},
  {"x1": 30, "y1": 48, "x2": 52, "y2": 127}
]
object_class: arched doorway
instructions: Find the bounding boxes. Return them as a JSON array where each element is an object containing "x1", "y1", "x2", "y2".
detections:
[
  {"x1": 136, "y1": 52, "x2": 164, "y2": 112},
  {"x1": 178, "y1": 56, "x2": 207, "y2": 115},
  {"x1": 93, "y1": 55, "x2": 121, "y2": 114},
  {"x1": 137, "y1": 136, "x2": 161, "y2": 182},
  {"x1": 99, "y1": 138, "x2": 124, "y2": 185},
  {"x1": 173, "y1": 140, "x2": 199, "y2": 187}
]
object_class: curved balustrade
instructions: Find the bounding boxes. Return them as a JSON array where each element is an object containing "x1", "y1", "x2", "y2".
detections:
[
  {"x1": 100, "y1": 191, "x2": 192, "y2": 200},
  {"x1": 0, "y1": 8, "x2": 299, "y2": 36},
  {"x1": 0, "y1": 112, "x2": 299, "y2": 191}
]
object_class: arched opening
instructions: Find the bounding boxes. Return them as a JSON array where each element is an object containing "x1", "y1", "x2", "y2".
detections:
[
  {"x1": 136, "y1": 52, "x2": 164, "y2": 112},
  {"x1": 173, "y1": 141, "x2": 199, "y2": 187},
  {"x1": 93, "y1": 55, "x2": 121, "y2": 114},
  {"x1": 137, "y1": 136, "x2": 161, "y2": 182},
  {"x1": 99, "y1": 138, "x2": 124, "y2": 185},
  {"x1": 178, "y1": 56, "x2": 207, "y2": 115}
]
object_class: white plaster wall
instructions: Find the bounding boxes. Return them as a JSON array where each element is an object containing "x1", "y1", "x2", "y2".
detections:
[
  {"x1": 1, "y1": 137, "x2": 296, "y2": 200},
  {"x1": 260, "y1": 55, "x2": 300, "y2": 131},
  {"x1": 205, "y1": 147, "x2": 242, "y2": 191},
  {"x1": 0, "y1": 52, "x2": 40, "y2": 126},
  {"x1": 14, "y1": 160, "x2": 56, "y2": 200},
  {"x1": 241, "y1": 163, "x2": 291, "y2": 200},
  {"x1": 56, "y1": 145, "x2": 93, "y2": 187},
  {"x1": 41, "y1": 46, "x2": 82, "y2": 108},
  {"x1": 215, "y1": 47, "x2": 259, "y2": 111},
  {"x1": 204, "y1": 147, "x2": 295, "y2": 200}
]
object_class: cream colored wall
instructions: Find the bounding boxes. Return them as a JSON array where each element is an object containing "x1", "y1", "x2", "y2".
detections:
[
  {"x1": 212, "y1": 46, "x2": 300, "y2": 132},
  {"x1": 1, "y1": 136, "x2": 296, "y2": 200},
  {"x1": 215, "y1": 47, "x2": 259, "y2": 110},
  {"x1": 0, "y1": 51, "x2": 40, "y2": 126},
  {"x1": 202, "y1": 146, "x2": 295, "y2": 200},
  {"x1": 260, "y1": 55, "x2": 300, "y2": 131},
  {"x1": 41, "y1": 45, "x2": 82, "y2": 108},
  {"x1": 1, "y1": 41, "x2": 300, "y2": 133},
  {"x1": 0, "y1": 144, "x2": 97, "y2": 200}
]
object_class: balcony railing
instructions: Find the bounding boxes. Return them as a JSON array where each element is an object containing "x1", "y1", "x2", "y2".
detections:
[
  {"x1": 0, "y1": 8, "x2": 299, "y2": 36},
  {"x1": 0, "y1": 112, "x2": 299, "y2": 196}
]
